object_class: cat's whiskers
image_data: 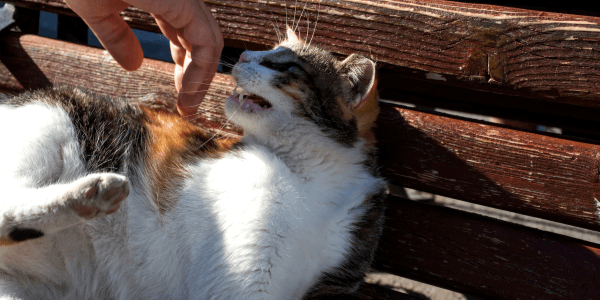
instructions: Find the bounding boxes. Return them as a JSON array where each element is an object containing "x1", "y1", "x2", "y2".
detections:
[
  {"x1": 285, "y1": 2, "x2": 289, "y2": 29},
  {"x1": 183, "y1": 54, "x2": 255, "y2": 79},
  {"x1": 257, "y1": 14, "x2": 283, "y2": 44},
  {"x1": 317, "y1": 94, "x2": 333, "y2": 109},
  {"x1": 306, "y1": 0, "x2": 321, "y2": 52},
  {"x1": 181, "y1": 52, "x2": 253, "y2": 77},
  {"x1": 305, "y1": 10, "x2": 310, "y2": 49},
  {"x1": 293, "y1": 0, "x2": 298, "y2": 33},
  {"x1": 268, "y1": 11, "x2": 284, "y2": 44},
  {"x1": 293, "y1": 0, "x2": 309, "y2": 40},
  {"x1": 192, "y1": 87, "x2": 244, "y2": 151},
  {"x1": 177, "y1": 90, "x2": 210, "y2": 96}
]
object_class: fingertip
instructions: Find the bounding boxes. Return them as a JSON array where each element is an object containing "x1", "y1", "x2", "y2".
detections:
[
  {"x1": 108, "y1": 33, "x2": 144, "y2": 71},
  {"x1": 118, "y1": 46, "x2": 144, "y2": 71},
  {"x1": 177, "y1": 92, "x2": 204, "y2": 118}
]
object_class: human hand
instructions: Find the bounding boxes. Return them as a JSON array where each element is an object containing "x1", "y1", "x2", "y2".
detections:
[{"x1": 65, "y1": 0, "x2": 224, "y2": 119}]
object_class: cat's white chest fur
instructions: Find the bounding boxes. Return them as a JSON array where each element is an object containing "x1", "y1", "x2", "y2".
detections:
[{"x1": 162, "y1": 144, "x2": 381, "y2": 299}]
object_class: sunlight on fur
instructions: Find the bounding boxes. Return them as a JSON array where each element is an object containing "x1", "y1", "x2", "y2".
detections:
[{"x1": 0, "y1": 9, "x2": 386, "y2": 300}]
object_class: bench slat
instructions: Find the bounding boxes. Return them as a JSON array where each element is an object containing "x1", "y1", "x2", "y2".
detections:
[
  {"x1": 375, "y1": 196, "x2": 600, "y2": 300},
  {"x1": 377, "y1": 104, "x2": 600, "y2": 232},
  {"x1": 6, "y1": 0, "x2": 600, "y2": 116},
  {"x1": 3, "y1": 34, "x2": 600, "y2": 232},
  {"x1": 0, "y1": 33, "x2": 241, "y2": 135}
]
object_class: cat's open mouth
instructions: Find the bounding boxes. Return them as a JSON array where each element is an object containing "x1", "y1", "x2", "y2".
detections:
[{"x1": 230, "y1": 87, "x2": 273, "y2": 113}]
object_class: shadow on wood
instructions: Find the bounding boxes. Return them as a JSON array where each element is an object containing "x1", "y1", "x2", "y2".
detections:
[
  {"x1": 376, "y1": 104, "x2": 600, "y2": 232},
  {"x1": 0, "y1": 33, "x2": 51, "y2": 90},
  {"x1": 374, "y1": 196, "x2": 600, "y2": 300}
]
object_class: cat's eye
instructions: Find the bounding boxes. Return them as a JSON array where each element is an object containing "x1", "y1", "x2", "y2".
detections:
[
  {"x1": 285, "y1": 63, "x2": 305, "y2": 74},
  {"x1": 260, "y1": 61, "x2": 303, "y2": 74}
]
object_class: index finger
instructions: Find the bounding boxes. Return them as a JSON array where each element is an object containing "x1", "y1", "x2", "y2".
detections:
[
  {"x1": 124, "y1": 0, "x2": 223, "y2": 117},
  {"x1": 65, "y1": 0, "x2": 144, "y2": 71},
  {"x1": 179, "y1": 1, "x2": 223, "y2": 117}
]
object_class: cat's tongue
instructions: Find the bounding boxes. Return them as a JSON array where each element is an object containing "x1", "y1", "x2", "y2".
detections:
[
  {"x1": 229, "y1": 93, "x2": 273, "y2": 112},
  {"x1": 248, "y1": 94, "x2": 270, "y2": 107},
  {"x1": 229, "y1": 91, "x2": 273, "y2": 111}
]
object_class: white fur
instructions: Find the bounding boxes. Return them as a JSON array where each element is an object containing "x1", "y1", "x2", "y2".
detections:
[
  {"x1": 0, "y1": 48, "x2": 383, "y2": 299},
  {"x1": 172, "y1": 141, "x2": 381, "y2": 299},
  {"x1": 0, "y1": 103, "x2": 103, "y2": 299}
]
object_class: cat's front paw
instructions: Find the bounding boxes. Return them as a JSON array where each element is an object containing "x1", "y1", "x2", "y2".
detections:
[{"x1": 71, "y1": 174, "x2": 129, "y2": 219}]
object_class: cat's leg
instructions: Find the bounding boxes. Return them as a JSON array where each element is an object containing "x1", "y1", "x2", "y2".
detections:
[
  {"x1": 0, "y1": 103, "x2": 128, "y2": 245},
  {"x1": 0, "y1": 173, "x2": 129, "y2": 246}
]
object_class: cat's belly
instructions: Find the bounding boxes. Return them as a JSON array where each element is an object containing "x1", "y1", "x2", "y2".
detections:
[
  {"x1": 90, "y1": 143, "x2": 375, "y2": 300},
  {"x1": 158, "y1": 146, "x2": 363, "y2": 299}
]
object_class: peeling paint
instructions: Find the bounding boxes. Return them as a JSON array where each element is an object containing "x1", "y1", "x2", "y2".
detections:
[
  {"x1": 594, "y1": 197, "x2": 600, "y2": 225},
  {"x1": 425, "y1": 72, "x2": 447, "y2": 81},
  {"x1": 495, "y1": 255, "x2": 509, "y2": 261},
  {"x1": 518, "y1": 20, "x2": 597, "y2": 25},
  {"x1": 355, "y1": 14, "x2": 375, "y2": 21},
  {"x1": 543, "y1": 26, "x2": 600, "y2": 33}
]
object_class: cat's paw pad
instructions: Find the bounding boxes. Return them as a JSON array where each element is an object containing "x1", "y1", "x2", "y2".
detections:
[{"x1": 72, "y1": 174, "x2": 129, "y2": 219}]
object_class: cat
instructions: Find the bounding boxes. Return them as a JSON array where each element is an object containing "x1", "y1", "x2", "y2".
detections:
[{"x1": 0, "y1": 28, "x2": 386, "y2": 300}]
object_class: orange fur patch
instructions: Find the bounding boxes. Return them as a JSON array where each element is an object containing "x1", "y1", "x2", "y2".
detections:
[
  {"x1": 281, "y1": 82, "x2": 304, "y2": 103},
  {"x1": 336, "y1": 97, "x2": 354, "y2": 121},
  {"x1": 142, "y1": 108, "x2": 237, "y2": 216},
  {"x1": 0, "y1": 237, "x2": 18, "y2": 247},
  {"x1": 351, "y1": 79, "x2": 380, "y2": 146}
]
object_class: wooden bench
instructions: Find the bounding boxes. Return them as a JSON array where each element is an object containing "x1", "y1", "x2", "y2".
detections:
[{"x1": 2, "y1": 0, "x2": 600, "y2": 298}]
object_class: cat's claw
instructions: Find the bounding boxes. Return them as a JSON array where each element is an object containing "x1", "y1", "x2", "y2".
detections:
[{"x1": 71, "y1": 174, "x2": 129, "y2": 219}]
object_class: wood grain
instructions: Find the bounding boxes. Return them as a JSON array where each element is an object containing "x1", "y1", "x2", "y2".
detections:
[
  {"x1": 0, "y1": 33, "x2": 242, "y2": 136},
  {"x1": 4, "y1": 33, "x2": 600, "y2": 298},
  {"x1": 6, "y1": 0, "x2": 600, "y2": 114},
  {"x1": 377, "y1": 103, "x2": 600, "y2": 232},
  {"x1": 375, "y1": 196, "x2": 600, "y2": 300},
  {"x1": 3, "y1": 34, "x2": 600, "y2": 232}
]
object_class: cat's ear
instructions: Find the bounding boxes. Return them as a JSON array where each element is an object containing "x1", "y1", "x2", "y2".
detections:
[
  {"x1": 341, "y1": 54, "x2": 377, "y2": 110},
  {"x1": 285, "y1": 26, "x2": 300, "y2": 44}
]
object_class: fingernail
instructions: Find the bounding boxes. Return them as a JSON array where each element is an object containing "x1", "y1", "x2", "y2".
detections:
[{"x1": 177, "y1": 93, "x2": 200, "y2": 118}]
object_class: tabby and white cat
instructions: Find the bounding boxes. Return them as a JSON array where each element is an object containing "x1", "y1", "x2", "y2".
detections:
[{"x1": 0, "y1": 28, "x2": 385, "y2": 299}]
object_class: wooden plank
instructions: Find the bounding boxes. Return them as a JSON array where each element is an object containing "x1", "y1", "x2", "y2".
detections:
[
  {"x1": 3, "y1": 34, "x2": 600, "y2": 232},
  {"x1": 0, "y1": 33, "x2": 241, "y2": 136},
  {"x1": 377, "y1": 71, "x2": 600, "y2": 140},
  {"x1": 468, "y1": 0, "x2": 599, "y2": 18},
  {"x1": 6, "y1": 0, "x2": 600, "y2": 113},
  {"x1": 374, "y1": 196, "x2": 600, "y2": 300},
  {"x1": 376, "y1": 104, "x2": 600, "y2": 232}
]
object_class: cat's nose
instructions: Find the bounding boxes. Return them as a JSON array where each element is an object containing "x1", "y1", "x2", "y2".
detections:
[{"x1": 238, "y1": 53, "x2": 249, "y2": 63}]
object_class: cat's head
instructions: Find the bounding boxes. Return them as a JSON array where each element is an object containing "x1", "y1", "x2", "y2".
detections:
[{"x1": 225, "y1": 27, "x2": 379, "y2": 147}]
